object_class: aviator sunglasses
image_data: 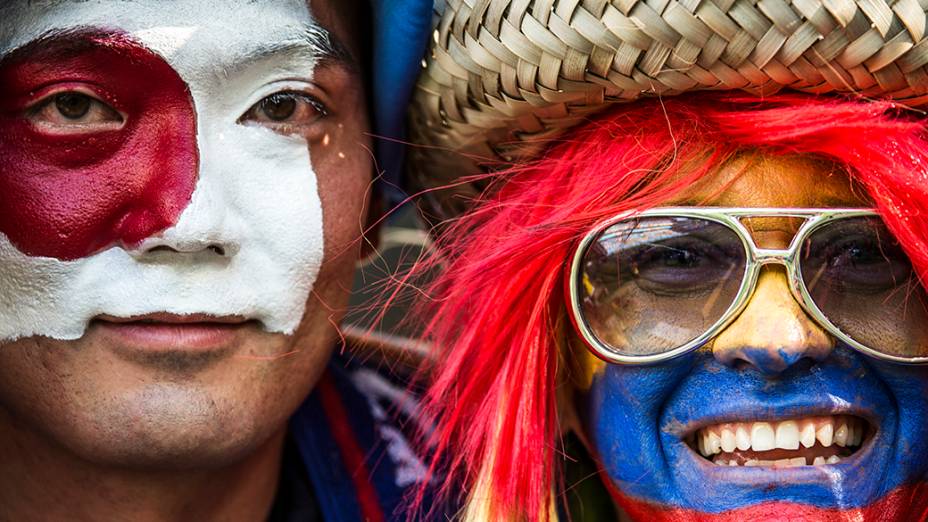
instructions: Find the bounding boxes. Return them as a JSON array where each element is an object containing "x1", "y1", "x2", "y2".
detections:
[{"x1": 567, "y1": 208, "x2": 928, "y2": 365}]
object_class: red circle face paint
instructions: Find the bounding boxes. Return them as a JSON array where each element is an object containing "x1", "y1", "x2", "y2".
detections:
[{"x1": 0, "y1": 30, "x2": 198, "y2": 261}]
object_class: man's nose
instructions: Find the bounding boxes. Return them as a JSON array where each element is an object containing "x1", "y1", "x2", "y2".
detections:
[
  {"x1": 129, "y1": 181, "x2": 242, "y2": 259},
  {"x1": 710, "y1": 267, "x2": 833, "y2": 376},
  {"x1": 135, "y1": 235, "x2": 239, "y2": 257}
]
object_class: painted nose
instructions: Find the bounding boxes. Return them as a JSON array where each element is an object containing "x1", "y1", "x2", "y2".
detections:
[
  {"x1": 710, "y1": 267, "x2": 834, "y2": 376},
  {"x1": 129, "y1": 181, "x2": 241, "y2": 259},
  {"x1": 135, "y1": 236, "x2": 238, "y2": 257}
]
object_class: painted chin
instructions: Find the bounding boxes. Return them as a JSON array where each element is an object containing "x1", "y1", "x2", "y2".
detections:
[{"x1": 93, "y1": 314, "x2": 254, "y2": 353}]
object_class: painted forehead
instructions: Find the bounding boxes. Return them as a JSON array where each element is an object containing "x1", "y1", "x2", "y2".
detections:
[{"x1": 0, "y1": 0, "x2": 339, "y2": 75}]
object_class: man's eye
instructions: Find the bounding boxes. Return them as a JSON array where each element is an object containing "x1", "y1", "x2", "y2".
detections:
[
  {"x1": 56, "y1": 93, "x2": 93, "y2": 119},
  {"x1": 28, "y1": 92, "x2": 124, "y2": 132},
  {"x1": 261, "y1": 95, "x2": 297, "y2": 121},
  {"x1": 243, "y1": 92, "x2": 326, "y2": 128}
]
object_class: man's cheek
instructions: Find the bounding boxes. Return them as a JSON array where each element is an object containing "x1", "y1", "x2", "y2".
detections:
[
  {"x1": 312, "y1": 144, "x2": 370, "y2": 256},
  {"x1": 585, "y1": 360, "x2": 693, "y2": 502},
  {"x1": 0, "y1": 32, "x2": 197, "y2": 261}
]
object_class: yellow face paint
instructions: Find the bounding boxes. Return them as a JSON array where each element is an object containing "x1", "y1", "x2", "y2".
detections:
[{"x1": 566, "y1": 336, "x2": 607, "y2": 393}]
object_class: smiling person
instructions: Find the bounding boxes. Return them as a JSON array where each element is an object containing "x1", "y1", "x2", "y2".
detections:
[
  {"x1": 404, "y1": 1, "x2": 928, "y2": 520},
  {"x1": 0, "y1": 0, "x2": 439, "y2": 521}
]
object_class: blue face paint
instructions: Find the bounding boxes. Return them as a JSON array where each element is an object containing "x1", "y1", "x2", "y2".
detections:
[{"x1": 583, "y1": 344, "x2": 928, "y2": 516}]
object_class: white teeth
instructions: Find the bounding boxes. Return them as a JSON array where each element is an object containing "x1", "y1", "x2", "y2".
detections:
[
  {"x1": 773, "y1": 458, "x2": 792, "y2": 468},
  {"x1": 800, "y1": 423, "x2": 816, "y2": 448},
  {"x1": 708, "y1": 431, "x2": 722, "y2": 454},
  {"x1": 834, "y1": 423, "x2": 849, "y2": 447},
  {"x1": 694, "y1": 416, "x2": 868, "y2": 461},
  {"x1": 775, "y1": 421, "x2": 800, "y2": 450},
  {"x1": 773, "y1": 457, "x2": 807, "y2": 468},
  {"x1": 817, "y1": 423, "x2": 834, "y2": 447},
  {"x1": 721, "y1": 428, "x2": 736, "y2": 453},
  {"x1": 751, "y1": 422, "x2": 776, "y2": 451},
  {"x1": 735, "y1": 426, "x2": 751, "y2": 451},
  {"x1": 711, "y1": 454, "x2": 840, "y2": 468}
]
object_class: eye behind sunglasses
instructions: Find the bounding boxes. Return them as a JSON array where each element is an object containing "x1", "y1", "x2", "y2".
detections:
[{"x1": 568, "y1": 207, "x2": 928, "y2": 365}]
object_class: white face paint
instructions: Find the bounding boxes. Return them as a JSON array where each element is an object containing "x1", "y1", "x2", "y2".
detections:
[{"x1": 0, "y1": 0, "x2": 328, "y2": 340}]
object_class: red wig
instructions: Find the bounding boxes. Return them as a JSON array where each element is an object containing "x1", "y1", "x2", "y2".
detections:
[{"x1": 409, "y1": 93, "x2": 928, "y2": 520}]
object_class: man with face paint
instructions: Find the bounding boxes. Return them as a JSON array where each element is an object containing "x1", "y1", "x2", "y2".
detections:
[
  {"x1": 0, "y1": 0, "x2": 437, "y2": 520},
  {"x1": 400, "y1": 1, "x2": 928, "y2": 520}
]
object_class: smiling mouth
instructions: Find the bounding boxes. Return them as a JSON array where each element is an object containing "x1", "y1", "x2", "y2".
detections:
[{"x1": 686, "y1": 415, "x2": 871, "y2": 467}]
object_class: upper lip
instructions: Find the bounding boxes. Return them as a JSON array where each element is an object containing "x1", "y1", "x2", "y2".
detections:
[
  {"x1": 96, "y1": 313, "x2": 250, "y2": 325},
  {"x1": 671, "y1": 404, "x2": 878, "y2": 440}
]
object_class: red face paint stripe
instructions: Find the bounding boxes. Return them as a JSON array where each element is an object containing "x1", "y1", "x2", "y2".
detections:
[
  {"x1": 0, "y1": 30, "x2": 197, "y2": 260},
  {"x1": 606, "y1": 478, "x2": 928, "y2": 521}
]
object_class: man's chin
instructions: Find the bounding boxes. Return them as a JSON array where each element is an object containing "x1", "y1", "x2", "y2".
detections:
[
  {"x1": 0, "y1": 333, "x2": 309, "y2": 473},
  {"x1": 47, "y1": 382, "x2": 282, "y2": 471},
  {"x1": 608, "y1": 480, "x2": 928, "y2": 522},
  {"x1": 0, "y1": 310, "x2": 332, "y2": 473}
]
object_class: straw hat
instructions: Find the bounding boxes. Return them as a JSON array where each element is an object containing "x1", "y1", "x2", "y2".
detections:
[{"x1": 408, "y1": 0, "x2": 928, "y2": 220}]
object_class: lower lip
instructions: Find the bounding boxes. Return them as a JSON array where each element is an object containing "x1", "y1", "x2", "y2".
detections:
[{"x1": 95, "y1": 321, "x2": 247, "y2": 351}]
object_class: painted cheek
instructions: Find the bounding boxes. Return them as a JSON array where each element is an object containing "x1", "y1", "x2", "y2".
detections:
[
  {"x1": 869, "y1": 361, "x2": 928, "y2": 480},
  {"x1": 0, "y1": 32, "x2": 197, "y2": 260},
  {"x1": 585, "y1": 358, "x2": 693, "y2": 503}
]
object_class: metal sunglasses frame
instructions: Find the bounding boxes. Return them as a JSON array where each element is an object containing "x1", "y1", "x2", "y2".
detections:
[{"x1": 567, "y1": 207, "x2": 928, "y2": 366}]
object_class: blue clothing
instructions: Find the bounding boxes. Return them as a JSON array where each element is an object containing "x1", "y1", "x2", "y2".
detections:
[
  {"x1": 286, "y1": 356, "x2": 437, "y2": 521},
  {"x1": 271, "y1": 5, "x2": 437, "y2": 519},
  {"x1": 370, "y1": 0, "x2": 434, "y2": 205}
]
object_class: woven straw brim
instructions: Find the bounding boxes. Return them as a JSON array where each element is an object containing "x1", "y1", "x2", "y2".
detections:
[{"x1": 408, "y1": 0, "x2": 928, "y2": 221}]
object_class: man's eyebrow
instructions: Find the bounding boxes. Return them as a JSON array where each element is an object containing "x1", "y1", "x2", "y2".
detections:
[
  {"x1": 1, "y1": 28, "x2": 123, "y2": 63},
  {"x1": 301, "y1": 22, "x2": 355, "y2": 69},
  {"x1": 2, "y1": 24, "x2": 357, "y2": 74},
  {"x1": 237, "y1": 22, "x2": 356, "y2": 71}
]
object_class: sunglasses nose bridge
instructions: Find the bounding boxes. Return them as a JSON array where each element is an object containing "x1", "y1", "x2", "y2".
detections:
[
  {"x1": 753, "y1": 248, "x2": 791, "y2": 266},
  {"x1": 711, "y1": 269, "x2": 834, "y2": 376}
]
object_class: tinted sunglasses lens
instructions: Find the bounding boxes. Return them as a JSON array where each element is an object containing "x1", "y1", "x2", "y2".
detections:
[
  {"x1": 801, "y1": 216, "x2": 928, "y2": 359},
  {"x1": 578, "y1": 216, "x2": 747, "y2": 357}
]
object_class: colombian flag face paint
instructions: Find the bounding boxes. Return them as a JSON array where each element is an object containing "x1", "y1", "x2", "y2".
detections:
[
  {"x1": 0, "y1": 1, "x2": 330, "y2": 341},
  {"x1": 585, "y1": 349, "x2": 928, "y2": 521},
  {"x1": 574, "y1": 160, "x2": 928, "y2": 522}
]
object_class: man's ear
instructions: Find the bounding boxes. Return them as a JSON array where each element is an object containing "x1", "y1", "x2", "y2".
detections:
[{"x1": 359, "y1": 187, "x2": 382, "y2": 261}]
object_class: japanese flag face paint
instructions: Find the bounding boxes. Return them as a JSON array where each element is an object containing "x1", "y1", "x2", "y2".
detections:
[{"x1": 0, "y1": 0, "x2": 329, "y2": 341}]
